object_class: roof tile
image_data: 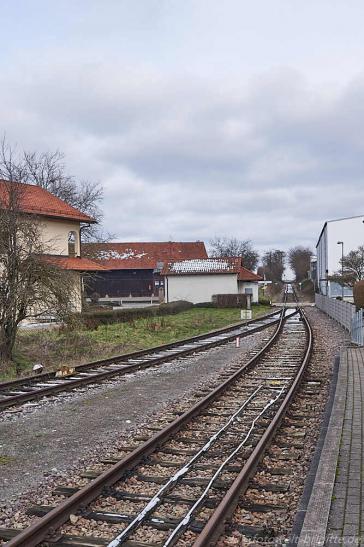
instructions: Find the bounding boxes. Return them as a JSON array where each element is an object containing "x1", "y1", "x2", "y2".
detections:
[
  {"x1": 42, "y1": 255, "x2": 109, "y2": 271},
  {"x1": 0, "y1": 180, "x2": 95, "y2": 223},
  {"x1": 162, "y1": 257, "x2": 263, "y2": 280},
  {"x1": 83, "y1": 242, "x2": 208, "y2": 270},
  {"x1": 162, "y1": 257, "x2": 243, "y2": 275}
]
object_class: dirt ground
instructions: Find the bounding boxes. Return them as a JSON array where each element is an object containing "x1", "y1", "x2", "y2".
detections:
[{"x1": 0, "y1": 328, "x2": 271, "y2": 503}]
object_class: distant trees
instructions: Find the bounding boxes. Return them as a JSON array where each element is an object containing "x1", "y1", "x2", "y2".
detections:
[
  {"x1": 288, "y1": 246, "x2": 312, "y2": 282},
  {"x1": 260, "y1": 250, "x2": 286, "y2": 282},
  {"x1": 0, "y1": 181, "x2": 76, "y2": 367},
  {"x1": 0, "y1": 137, "x2": 110, "y2": 242},
  {"x1": 209, "y1": 237, "x2": 259, "y2": 270}
]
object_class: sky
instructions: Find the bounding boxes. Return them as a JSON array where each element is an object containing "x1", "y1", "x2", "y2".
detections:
[{"x1": 1, "y1": 1, "x2": 364, "y2": 256}]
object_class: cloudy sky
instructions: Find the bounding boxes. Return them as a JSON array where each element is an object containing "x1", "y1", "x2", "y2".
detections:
[{"x1": 2, "y1": 1, "x2": 364, "y2": 255}]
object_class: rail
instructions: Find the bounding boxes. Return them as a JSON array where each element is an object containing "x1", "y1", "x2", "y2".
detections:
[
  {"x1": 4, "y1": 306, "x2": 295, "y2": 547},
  {"x1": 194, "y1": 306, "x2": 313, "y2": 545},
  {"x1": 0, "y1": 309, "x2": 281, "y2": 411}
]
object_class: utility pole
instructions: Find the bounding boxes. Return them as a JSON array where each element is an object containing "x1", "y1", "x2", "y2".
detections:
[{"x1": 337, "y1": 241, "x2": 344, "y2": 300}]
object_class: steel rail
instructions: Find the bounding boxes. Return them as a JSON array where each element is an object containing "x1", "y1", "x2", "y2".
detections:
[
  {"x1": 163, "y1": 385, "x2": 286, "y2": 547},
  {"x1": 193, "y1": 307, "x2": 313, "y2": 546},
  {"x1": 5, "y1": 306, "x2": 295, "y2": 547},
  {"x1": 1, "y1": 309, "x2": 280, "y2": 391},
  {"x1": 0, "y1": 310, "x2": 281, "y2": 410},
  {"x1": 107, "y1": 385, "x2": 265, "y2": 546}
]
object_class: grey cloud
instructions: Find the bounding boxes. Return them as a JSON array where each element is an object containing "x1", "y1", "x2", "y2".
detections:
[{"x1": 2, "y1": 61, "x2": 364, "y2": 252}]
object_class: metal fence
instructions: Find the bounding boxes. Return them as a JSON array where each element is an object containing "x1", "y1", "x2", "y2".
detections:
[
  {"x1": 315, "y1": 293, "x2": 356, "y2": 331},
  {"x1": 351, "y1": 309, "x2": 364, "y2": 346},
  {"x1": 315, "y1": 293, "x2": 364, "y2": 345}
]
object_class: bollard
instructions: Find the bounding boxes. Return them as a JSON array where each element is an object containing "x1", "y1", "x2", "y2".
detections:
[{"x1": 236, "y1": 336, "x2": 240, "y2": 348}]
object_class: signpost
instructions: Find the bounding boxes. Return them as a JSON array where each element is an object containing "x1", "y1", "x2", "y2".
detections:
[
  {"x1": 240, "y1": 309, "x2": 252, "y2": 321},
  {"x1": 240, "y1": 308, "x2": 252, "y2": 334}
]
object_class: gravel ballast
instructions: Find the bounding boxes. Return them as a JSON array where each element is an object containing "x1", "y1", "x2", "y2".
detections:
[
  {"x1": 0, "y1": 327, "x2": 272, "y2": 503},
  {"x1": 0, "y1": 306, "x2": 350, "y2": 546}
]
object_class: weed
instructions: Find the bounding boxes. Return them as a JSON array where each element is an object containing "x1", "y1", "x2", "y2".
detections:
[
  {"x1": 6, "y1": 305, "x2": 271, "y2": 381},
  {"x1": 0, "y1": 455, "x2": 14, "y2": 465}
]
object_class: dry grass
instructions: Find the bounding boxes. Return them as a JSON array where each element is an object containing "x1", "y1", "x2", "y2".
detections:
[{"x1": 2, "y1": 305, "x2": 271, "y2": 380}]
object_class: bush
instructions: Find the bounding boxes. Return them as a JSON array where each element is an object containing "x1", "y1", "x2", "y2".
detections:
[
  {"x1": 90, "y1": 291, "x2": 100, "y2": 304},
  {"x1": 354, "y1": 281, "x2": 364, "y2": 309},
  {"x1": 158, "y1": 300, "x2": 193, "y2": 315},
  {"x1": 258, "y1": 297, "x2": 271, "y2": 306},
  {"x1": 194, "y1": 302, "x2": 217, "y2": 308},
  {"x1": 77, "y1": 300, "x2": 194, "y2": 329}
]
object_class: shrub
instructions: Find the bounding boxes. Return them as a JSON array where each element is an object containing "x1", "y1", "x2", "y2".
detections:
[
  {"x1": 353, "y1": 281, "x2": 364, "y2": 309},
  {"x1": 258, "y1": 297, "x2": 271, "y2": 306},
  {"x1": 158, "y1": 300, "x2": 193, "y2": 315},
  {"x1": 194, "y1": 302, "x2": 217, "y2": 308},
  {"x1": 77, "y1": 300, "x2": 194, "y2": 329},
  {"x1": 90, "y1": 291, "x2": 100, "y2": 304}
]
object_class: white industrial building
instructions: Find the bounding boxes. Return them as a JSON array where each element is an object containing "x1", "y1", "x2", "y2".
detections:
[
  {"x1": 316, "y1": 215, "x2": 364, "y2": 298},
  {"x1": 162, "y1": 257, "x2": 262, "y2": 304}
]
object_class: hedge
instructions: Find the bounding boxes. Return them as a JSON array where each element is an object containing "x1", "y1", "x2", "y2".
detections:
[
  {"x1": 78, "y1": 300, "x2": 194, "y2": 329},
  {"x1": 354, "y1": 281, "x2": 364, "y2": 309}
]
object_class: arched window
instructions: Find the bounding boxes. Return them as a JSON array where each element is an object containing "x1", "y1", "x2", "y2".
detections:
[{"x1": 68, "y1": 231, "x2": 77, "y2": 257}]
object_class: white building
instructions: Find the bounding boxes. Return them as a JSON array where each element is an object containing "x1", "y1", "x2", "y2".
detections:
[
  {"x1": 316, "y1": 215, "x2": 364, "y2": 298},
  {"x1": 162, "y1": 257, "x2": 262, "y2": 304}
]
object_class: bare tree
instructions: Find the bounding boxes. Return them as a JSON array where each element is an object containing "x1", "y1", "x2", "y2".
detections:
[
  {"x1": 330, "y1": 246, "x2": 364, "y2": 288},
  {"x1": 288, "y1": 246, "x2": 312, "y2": 282},
  {"x1": 0, "y1": 136, "x2": 112, "y2": 242},
  {"x1": 261, "y1": 249, "x2": 286, "y2": 282},
  {"x1": 0, "y1": 181, "x2": 77, "y2": 367},
  {"x1": 209, "y1": 237, "x2": 259, "y2": 270}
]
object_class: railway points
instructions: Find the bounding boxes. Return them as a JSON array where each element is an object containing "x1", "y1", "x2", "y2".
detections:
[
  {"x1": 0, "y1": 285, "x2": 355, "y2": 546},
  {"x1": 0, "y1": 288, "x2": 318, "y2": 546}
]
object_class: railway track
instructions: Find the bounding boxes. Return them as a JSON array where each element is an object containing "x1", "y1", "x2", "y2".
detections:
[
  {"x1": 0, "y1": 310, "x2": 282, "y2": 411},
  {"x1": 1, "y1": 289, "x2": 313, "y2": 547}
]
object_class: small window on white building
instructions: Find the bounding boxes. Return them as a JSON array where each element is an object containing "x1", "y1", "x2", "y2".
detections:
[
  {"x1": 68, "y1": 231, "x2": 77, "y2": 257},
  {"x1": 244, "y1": 288, "x2": 253, "y2": 295}
]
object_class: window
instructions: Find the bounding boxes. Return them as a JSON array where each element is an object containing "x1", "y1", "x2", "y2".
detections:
[{"x1": 68, "y1": 231, "x2": 77, "y2": 256}]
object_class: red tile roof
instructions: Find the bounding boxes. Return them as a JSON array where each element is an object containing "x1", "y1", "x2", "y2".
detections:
[
  {"x1": 162, "y1": 257, "x2": 243, "y2": 275},
  {"x1": 238, "y1": 267, "x2": 263, "y2": 281},
  {"x1": 0, "y1": 180, "x2": 95, "y2": 223},
  {"x1": 42, "y1": 255, "x2": 109, "y2": 271},
  {"x1": 163, "y1": 257, "x2": 263, "y2": 280},
  {"x1": 83, "y1": 242, "x2": 208, "y2": 270}
]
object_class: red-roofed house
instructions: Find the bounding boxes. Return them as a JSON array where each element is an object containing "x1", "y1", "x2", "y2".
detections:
[
  {"x1": 83, "y1": 241, "x2": 208, "y2": 299},
  {"x1": 0, "y1": 180, "x2": 107, "y2": 312},
  {"x1": 162, "y1": 257, "x2": 262, "y2": 304}
]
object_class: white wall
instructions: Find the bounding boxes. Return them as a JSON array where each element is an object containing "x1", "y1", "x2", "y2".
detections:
[
  {"x1": 317, "y1": 224, "x2": 328, "y2": 295},
  {"x1": 166, "y1": 274, "x2": 237, "y2": 304},
  {"x1": 238, "y1": 281, "x2": 259, "y2": 302},
  {"x1": 38, "y1": 218, "x2": 81, "y2": 256},
  {"x1": 327, "y1": 217, "x2": 364, "y2": 273},
  {"x1": 317, "y1": 216, "x2": 364, "y2": 297}
]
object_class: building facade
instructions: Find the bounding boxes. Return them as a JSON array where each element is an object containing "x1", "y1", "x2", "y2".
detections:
[
  {"x1": 83, "y1": 242, "x2": 208, "y2": 299},
  {"x1": 162, "y1": 257, "x2": 262, "y2": 304},
  {"x1": 0, "y1": 180, "x2": 106, "y2": 313},
  {"x1": 316, "y1": 215, "x2": 364, "y2": 298}
]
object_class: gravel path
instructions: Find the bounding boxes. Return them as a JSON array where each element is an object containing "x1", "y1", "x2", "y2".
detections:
[{"x1": 0, "y1": 328, "x2": 271, "y2": 503}]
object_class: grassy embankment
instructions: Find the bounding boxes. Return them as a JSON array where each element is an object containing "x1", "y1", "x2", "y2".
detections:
[{"x1": 2, "y1": 304, "x2": 271, "y2": 381}]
